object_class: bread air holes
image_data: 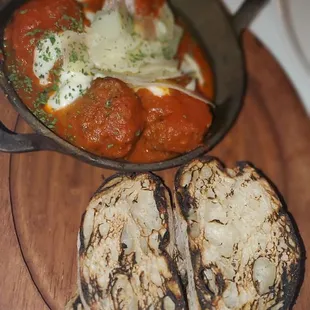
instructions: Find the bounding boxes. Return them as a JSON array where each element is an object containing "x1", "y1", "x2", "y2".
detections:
[
  {"x1": 163, "y1": 295, "x2": 176, "y2": 310},
  {"x1": 200, "y1": 265, "x2": 224, "y2": 297},
  {"x1": 253, "y1": 257, "x2": 276, "y2": 295}
]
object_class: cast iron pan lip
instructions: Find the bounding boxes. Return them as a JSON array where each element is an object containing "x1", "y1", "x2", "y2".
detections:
[{"x1": 0, "y1": 0, "x2": 246, "y2": 172}]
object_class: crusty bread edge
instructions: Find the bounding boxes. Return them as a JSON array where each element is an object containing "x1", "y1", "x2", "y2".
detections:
[
  {"x1": 174, "y1": 155, "x2": 305, "y2": 309},
  {"x1": 77, "y1": 172, "x2": 188, "y2": 310}
]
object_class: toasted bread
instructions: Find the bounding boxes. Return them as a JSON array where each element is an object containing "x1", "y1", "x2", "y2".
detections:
[
  {"x1": 174, "y1": 157, "x2": 302, "y2": 310},
  {"x1": 78, "y1": 173, "x2": 186, "y2": 310},
  {"x1": 69, "y1": 157, "x2": 302, "y2": 310}
]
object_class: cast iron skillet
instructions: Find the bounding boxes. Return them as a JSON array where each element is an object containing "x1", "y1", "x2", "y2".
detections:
[{"x1": 0, "y1": 0, "x2": 269, "y2": 172}]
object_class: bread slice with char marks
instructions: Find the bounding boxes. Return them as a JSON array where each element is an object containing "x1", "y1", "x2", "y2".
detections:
[
  {"x1": 78, "y1": 173, "x2": 187, "y2": 310},
  {"x1": 66, "y1": 157, "x2": 302, "y2": 310},
  {"x1": 174, "y1": 157, "x2": 302, "y2": 310}
]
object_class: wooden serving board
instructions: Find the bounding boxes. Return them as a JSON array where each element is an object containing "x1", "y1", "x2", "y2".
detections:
[{"x1": 0, "y1": 32, "x2": 310, "y2": 310}]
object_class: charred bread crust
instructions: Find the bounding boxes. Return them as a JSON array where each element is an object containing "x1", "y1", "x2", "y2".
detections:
[
  {"x1": 79, "y1": 173, "x2": 170, "y2": 255},
  {"x1": 65, "y1": 291, "x2": 84, "y2": 310},
  {"x1": 175, "y1": 156, "x2": 303, "y2": 310},
  {"x1": 78, "y1": 172, "x2": 187, "y2": 310}
]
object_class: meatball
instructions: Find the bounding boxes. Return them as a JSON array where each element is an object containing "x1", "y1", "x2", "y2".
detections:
[
  {"x1": 55, "y1": 78, "x2": 145, "y2": 158},
  {"x1": 136, "y1": 88, "x2": 212, "y2": 154}
]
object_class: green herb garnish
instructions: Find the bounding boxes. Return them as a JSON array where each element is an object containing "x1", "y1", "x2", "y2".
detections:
[
  {"x1": 33, "y1": 108, "x2": 57, "y2": 129},
  {"x1": 48, "y1": 33, "x2": 56, "y2": 45},
  {"x1": 26, "y1": 29, "x2": 43, "y2": 36},
  {"x1": 61, "y1": 14, "x2": 84, "y2": 32},
  {"x1": 129, "y1": 49, "x2": 146, "y2": 63},
  {"x1": 69, "y1": 50, "x2": 79, "y2": 63},
  {"x1": 105, "y1": 100, "x2": 112, "y2": 108},
  {"x1": 107, "y1": 144, "x2": 114, "y2": 149},
  {"x1": 162, "y1": 46, "x2": 173, "y2": 60}
]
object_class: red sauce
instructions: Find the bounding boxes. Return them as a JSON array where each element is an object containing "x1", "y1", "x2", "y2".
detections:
[
  {"x1": 177, "y1": 22, "x2": 214, "y2": 100},
  {"x1": 82, "y1": 0, "x2": 105, "y2": 13},
  {"x1": 4, "y1": 0, "x2": 214, "y2": 164},
  {"x1": 4, "y1": 0, "x2": 83, "y2": 109},
  {"x1": 127, "y1": 89, "x2": 212, "y2": 163},
  {"x1": 55, "y1": 78, "x2": 145, "y2": 158},
  {"x1": 135, "y1": 0, "x2": 165, "y2": 17}
]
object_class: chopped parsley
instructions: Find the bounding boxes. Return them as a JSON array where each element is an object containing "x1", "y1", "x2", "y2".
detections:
[
  {"x1": 34, "y1": 91, "x2": 48, "y2": 108},
  {"x1": 55, "y1": 47, "x2": 62, "y2": 57},
  {"x1": 29, "y1": 38, "x2": 36, "y2": 46},
  {"x1": 33, "y1": 108, "x2": 57, "y2": 129},
  {"x1": 105, "y1": 100, "x2": 112, "y2": 108},
  {"x1": 114, "y1": 128, "x2": 121, "y2": 136},
  {"x1": 48, "y1": 34, "x2": 56, "y2": 45},
  {"x1": 107, "y1": 144, "x2": 114, "y2": 149},
  {"x1": 41, "y1": 45, "x2": 53, "y2": 62},
  {"x1": 24, "y1": 76, "x2": 33, "y2": 92},
  {"x1": 51, "y1": 83, "x2": 59, "y2": 92},
  {"x1": 69, "y1": 50, "x2": 79, "y2": 63},
  {"x1": 8, "y1": 66, "x2": 33, "y2": 93},
  {"x1": 77, "y1": 84, "x2": 85, "y2": 96},
  {"x1": 162, "y1": 46, "x2": 174, "y2": 60},
  {"x1": 129, "y1": 49, "x2": 146, "y2": 63},
  {"x1": 20, "y1": 9, "x2": 28, "y2": 14},
  {"x1": 26, "y1": 29, "x2": 43, "y2": 36},
  {"x1": 61, "y1": 14, "x2": 84, "y2": 32},
  {"x1": 66, "y1": 134, "x2": 76, "y2": 143}
]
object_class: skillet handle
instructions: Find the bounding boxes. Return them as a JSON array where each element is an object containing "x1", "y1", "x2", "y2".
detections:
[
  {"x1": 232, "y1": 0, "x2": 270, "y2": 35},
  {"x1": 0, "y1": 120, "x2": 54, "y2": 153},
  {"x1": 0, "y1": 39, "x2": 59, "y2": 153}
]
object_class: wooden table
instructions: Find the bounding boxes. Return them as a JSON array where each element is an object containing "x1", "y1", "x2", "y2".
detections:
[{"x1": 0, "y1": 33, "x2": 309, "y2": 309}]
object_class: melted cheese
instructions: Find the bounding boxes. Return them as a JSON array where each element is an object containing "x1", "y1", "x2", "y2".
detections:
[
  {"x1": 32, "y1": 3, "x2": 184, "y2": 111},
  {"x1": 86, "y1": 5, "x2": 182, "y2": 79},
  {"x1": 147, "y1": 86, "x2": 170, "y2": 97},
  {"x1": 33, "y1": 34, "x2": 62, "y2": 85},
  {"x1": 47, "y1": 72, "x2": 92, "y2": 110},
  {"x1": 180, "y1": 53, "x2": 204, "y2": 86},
  {"x1": 34, "y1": 31, "x2": 93, "y2": 110}
]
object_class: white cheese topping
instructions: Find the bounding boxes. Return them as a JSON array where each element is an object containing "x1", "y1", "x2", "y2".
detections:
[
  {"x1": 185, "y1": 79, "x2": 197, "y2": 91},
  {"x1": 33, "y1": 34, "x2": 62, "y2": 85},
  {"x1": 32, "y1": 3, "x2": 204, "y2": 112},
  {"x1": 86, "y1": 5, "x2": 183, "y2": 79},
  {"x1": 47, "y1": 71, "x2": 92, "y2": 110},
  {"x1": 147, "y1": 86, "x2": 170, "y2": 97},
  {"x1": 180, "y1": 53, "x2": 205, "y2": 86},
  {"x1": 34, "y1": 31, "x2": 93, "y2": 110}
]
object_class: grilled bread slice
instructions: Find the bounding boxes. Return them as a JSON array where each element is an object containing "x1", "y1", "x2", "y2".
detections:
[
  {"x1": 78, "y1": 173, "x2": 187, "y2": 310},
  {"x1": 174, "y1": 157, "x2": 302, "y2": 310}
]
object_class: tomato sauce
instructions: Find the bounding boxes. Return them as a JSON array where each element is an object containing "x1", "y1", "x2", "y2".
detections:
[
  {"x1": 177, "y1": 21, "x2": 214, "y2": 100},
  {"x1": 81, "y1": 0, "x2": 105, "y2": 13},
  {"x1": 128, "y1": 89, "x2": 212, "y2": 163},
  {"x1": 135, "y1": 0, "x2": 165, "y2": 17},
  {"x1": 4, "y1": 0, "x2": 214, "y2": 163},
  {"x1": 4, "y1": 0, "x2": 83, "y2": 121},
  {"x1": 54, "y1": 78, "x2": 145, "y2": 158}
]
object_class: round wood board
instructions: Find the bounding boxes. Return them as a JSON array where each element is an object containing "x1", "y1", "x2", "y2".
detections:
[{"x1": 1, "y1": 32, "x2": 309, "y2": 309}]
